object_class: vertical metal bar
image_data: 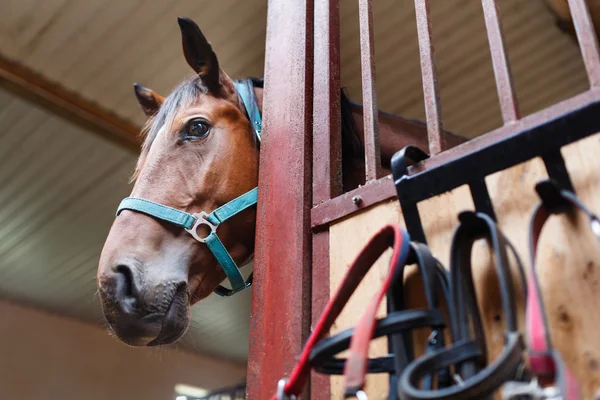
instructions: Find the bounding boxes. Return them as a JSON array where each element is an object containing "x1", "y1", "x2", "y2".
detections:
[
  {"x1": 358, "y1": 0, "x2": 382, "y2": 181},
  {"x1": 247, "y1": 0, "x2": 314, "y2": 398},
  {"x1": 311, "y1": 0, "x2": 340, "y2": 398},
  {"x1": 567, "y1": 0, "x2": 600, "y2": 87},
  {"x1": 310, "y1": 229, "x2": 331, "y2": 400},
  {"x1": 481, "y1": 0, "x2": 520, "y2": 123},
  {"x1": 414, "y1": 0, "x2": 445, "y2": 155},
  {"x1": 314, "y1": 0, "x2": 342, "y2": 201}
]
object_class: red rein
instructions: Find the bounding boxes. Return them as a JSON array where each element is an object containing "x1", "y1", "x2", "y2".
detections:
[{"x1": 272, "y1": 224, "x2": 410, "y2": 399}]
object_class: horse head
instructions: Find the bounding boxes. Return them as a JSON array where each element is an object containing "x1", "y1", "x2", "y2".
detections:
[{"x1": 97, "y1": 17, "x2": 261, "y2": 346}]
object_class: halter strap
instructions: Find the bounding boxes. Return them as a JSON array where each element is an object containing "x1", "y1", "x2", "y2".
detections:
[
  {"x1": 117, "y1": 188, "x2": 257, "y2": 296},
  {"x1": 115, "y1": 79, "x2": 261, "y2": 297},
  {"x1": 234, "y1": 80, "x2": 262, "y2": 141}
]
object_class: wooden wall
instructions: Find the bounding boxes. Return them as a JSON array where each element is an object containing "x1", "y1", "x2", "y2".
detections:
[{"x1": 327, "y1": 134, "x2": 600, "y2": 398}]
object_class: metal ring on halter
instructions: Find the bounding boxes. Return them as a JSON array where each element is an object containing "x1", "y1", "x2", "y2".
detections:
[
  {"x1": 184, "y1": 211, "x2": 218, "y2": 243},
  {"x1": 277, "y1": 379, "x2": 296, "y2": 400}
]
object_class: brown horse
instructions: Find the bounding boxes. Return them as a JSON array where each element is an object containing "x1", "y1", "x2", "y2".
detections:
[{"x1": 97, "y1": 17, "x2": 465, "y2": 347}]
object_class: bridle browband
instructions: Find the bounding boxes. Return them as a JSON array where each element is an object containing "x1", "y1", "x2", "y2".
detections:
[{"x1": 115, "y1": 79, "x2": 262, "y2": 297}]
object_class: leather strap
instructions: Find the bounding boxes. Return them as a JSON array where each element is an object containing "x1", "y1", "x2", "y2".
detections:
[
  {"x1": 273, "y1": 225, "x2": 411, "y2": 400},
  {"x1": 116, "y1": 187, "x2": 258, "y2": 296},
  {"x1": 116, "y1": 197, "x2": 197, "y2": 229},
  {"x1": 527, "y1": 181, "x2": 591, "y2": 397},
  {"x1": 234, "y1": 80, "x2": 262, "y2": 141},
  {"x1": 401, "y1": 334, "x2": 524, "y2": 400},
  {"x1": 309, "y1": 309, "x2": 446, "y2": 375},
  {"x1": 399, "y1": 212, "x2": 527, "y2": 400},
  {"x1": 342, "y1": 243, "x2": 452, "y2": 396}
]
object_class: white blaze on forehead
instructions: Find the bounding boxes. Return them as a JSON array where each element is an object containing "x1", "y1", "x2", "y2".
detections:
[{"x1": 146, "y1": 124, "x2": 169, "y2": 159}]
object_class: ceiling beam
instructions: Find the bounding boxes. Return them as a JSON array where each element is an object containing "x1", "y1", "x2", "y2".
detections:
[{"x1": 0, "y1": 53, "x2": 141, "y2": 152}]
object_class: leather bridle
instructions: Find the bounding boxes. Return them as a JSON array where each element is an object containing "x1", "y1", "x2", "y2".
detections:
[
  {"x1": 308, "y1": 242, "x2": 452, "y2": 396},
  {"x1": 398, "y1": 211, "x2": 528, "y2": 400},
  {"x1": 273, "y1": 225, "x2": 412, "y2": 400},
  {"x1": 521, "y1": 180, "x2": 592, "y2": 399}
]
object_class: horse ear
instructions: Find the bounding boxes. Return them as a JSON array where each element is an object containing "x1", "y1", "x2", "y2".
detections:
[
  {"x1": 177, "y1": 17, "x2": 221, "y2": 91},
  {"x1": 133, "y1": 83, "x2": 164, "y2": 117}
]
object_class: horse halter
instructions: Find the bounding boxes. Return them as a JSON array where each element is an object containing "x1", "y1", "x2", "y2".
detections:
[{"x1": 115, "y1": 80, "x2": 262, "y2": 297}]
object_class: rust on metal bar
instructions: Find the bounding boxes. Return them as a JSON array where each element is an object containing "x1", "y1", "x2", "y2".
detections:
[
  {"x1": 310, "y1": 229, "x2": 332, "y2": 400},
  {"x1": 312, "y1": 89, "x2": 600, "y2": 227},
  {"x1": 311, "y1": 175, "x2": 396, "y2": 228},
  {"x1": 414, "y1": 0, "x2": 446, "y2": 155},
  {"x1": 481, "y1": 0, "x2": 520, "y2": 123},
  {"x1": 567, "y1": 0, "x2": 600, "y2": 87},
  {"x1": 0, "y1": 53, "x2": 140, "y2": 152},
  {"x1": 313, "y1": 0, "x2": 342, "y2": 202},
  {"x1": 358, "y1": 0, "x2": 382, "y2": 181},
  {"x1": 411, "y1": 88, "x2": 600, "y2": 174},
  {"x1": 247, "y1": 0, "x2": 314, "y2": 398},
  {"x1": 310, "y1": 0, "x2": 339, "y2": 397}
]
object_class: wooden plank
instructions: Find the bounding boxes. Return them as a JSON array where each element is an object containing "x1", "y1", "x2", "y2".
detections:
[
  {"x1": 329, "y1": 200, "x2": 402, "y2": 398},
  {"x1": 0, "y1": 53, "x2": 140, "y2": 152},
  {"x1": 327, "y1": 135, "x2": 600, "y2": 398},
  {"x1": 246, "y1": 0, "x2": 313, "y2": 398}
]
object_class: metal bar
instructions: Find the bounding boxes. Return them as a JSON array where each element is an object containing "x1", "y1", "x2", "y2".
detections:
[
  {"x1": 481, "y1": 0, "x2": 520, "y2": 123},
  {"x1": 310, "y1": 229, "x2": 331, "y2": 400},
  {"x1": 311, "y1": 175, "x2": 396, "y2": 228},
  {"x1": 313, "y1": 0, "x2": 342, "y2": 202},
  {"x1": 310, "y1": 1, "x2": 339, "y2": 397},
  {"x1": 0, "y1": 53, "x2": 140, "y2": 152},
  {"x1": 469, "y1": 179, "x2": 496, "y2": 220},
  {"x1": 358, "y1": 0, "x2": 382, "y2": 181},
  {"x1": 311, "y1": 89, "x2": 600, "y2": 228},
  {"x1": 247, "y1": 0, "x2": 314, "y2": 398},
  {"x1": 414, "y1": 0, "x2": 446, "y2": 155},
  {"x1": 542, "y1": 149, "x2": 575, "y2": 192},
  {"x1": 568, "y1": 0, "x2": 600, "y2": 87},
  {"x1": 397, "y1": 94, "x2": 600, "y2": 204}
]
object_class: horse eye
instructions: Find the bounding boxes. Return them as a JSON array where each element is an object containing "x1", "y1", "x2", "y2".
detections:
[{"x1": 184, "y1": 119, "x2": 210, "y2": 140}]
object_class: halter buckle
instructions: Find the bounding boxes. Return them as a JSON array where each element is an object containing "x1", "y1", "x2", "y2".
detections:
[{"x1": 185, "y1": 211, "x2": 217, "y2": 243}]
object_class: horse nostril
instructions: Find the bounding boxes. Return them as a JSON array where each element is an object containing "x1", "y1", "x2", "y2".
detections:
[{"x1": 115, "y1": 264, "x2": 137, "y2": 304}]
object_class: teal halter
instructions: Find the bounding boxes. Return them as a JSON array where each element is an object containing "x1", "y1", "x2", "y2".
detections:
[{"x1": 116, "y1": 80, "x2": 261, "y2": 297}]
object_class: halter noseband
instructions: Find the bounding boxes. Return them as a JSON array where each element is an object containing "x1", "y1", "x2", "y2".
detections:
[{"x1": 115, "y1": 80, "x2": 261, "y2": 297}]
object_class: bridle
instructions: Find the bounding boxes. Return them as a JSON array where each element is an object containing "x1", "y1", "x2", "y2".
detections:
[{"x1": 115, "y1": 79, "x2": 262, "y2": 297}]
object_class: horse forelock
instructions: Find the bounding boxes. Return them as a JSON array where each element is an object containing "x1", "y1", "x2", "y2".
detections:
[
  {"x1": 132, "y1": 77, "x2": 207, "y2": 181},
  {"x1": 132, "y1": 77, "x2": 261, "y2": 182}
]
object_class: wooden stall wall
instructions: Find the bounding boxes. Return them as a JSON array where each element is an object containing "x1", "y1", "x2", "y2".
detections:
[{"x1": 327, "y1": 134, "x2": 600, "y2": 398}]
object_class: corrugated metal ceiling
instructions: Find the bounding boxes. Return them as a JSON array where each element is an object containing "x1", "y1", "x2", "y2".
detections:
[
  {"x1": 0, "y1": 88, "x2": 252, "y2": 361},
  {"x1": 0, "y1": 0, "x2": 593, "y2": 362}
]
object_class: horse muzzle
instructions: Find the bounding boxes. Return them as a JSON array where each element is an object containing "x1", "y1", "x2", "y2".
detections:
[{"x1": 98, "y1": 261, "x2": 190, "y2": 347}]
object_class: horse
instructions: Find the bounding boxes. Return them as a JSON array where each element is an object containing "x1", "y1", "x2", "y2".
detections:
[{"x1": 96, "y1": 16, "x2": 466, "y2": 347}]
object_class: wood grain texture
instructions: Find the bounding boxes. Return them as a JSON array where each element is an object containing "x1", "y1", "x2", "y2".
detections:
[
  {"x1": 329, "y1": 200, "x2": 401, "y2": 398},
  {"x1": 328, "y1": 135, "x2": 600, "y2": 398}
]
